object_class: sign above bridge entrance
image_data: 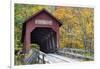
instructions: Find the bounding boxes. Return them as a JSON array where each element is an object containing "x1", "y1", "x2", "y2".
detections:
[{"x1": 35, "y1": 19, "x2": 53, "y2": 25}]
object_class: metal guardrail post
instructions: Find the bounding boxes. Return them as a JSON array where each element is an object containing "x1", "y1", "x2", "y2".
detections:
[{"x1": 42, "y1": 54, "x2": 45, "y2": 64}]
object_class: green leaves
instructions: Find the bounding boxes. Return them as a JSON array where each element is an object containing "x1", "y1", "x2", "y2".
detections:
[{"x1": 14, "y1": 4, "x2": 94, "y2": 51}]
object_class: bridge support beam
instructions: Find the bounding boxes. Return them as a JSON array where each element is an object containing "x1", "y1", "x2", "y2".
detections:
[{"x1": 23, "y1": 31, "x2": 31, "y2": 54}]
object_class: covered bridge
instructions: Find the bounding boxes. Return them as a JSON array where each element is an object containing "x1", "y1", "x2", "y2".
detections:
[{"x1": 21, "y1": 9, "x2": 62, "y2": 53}]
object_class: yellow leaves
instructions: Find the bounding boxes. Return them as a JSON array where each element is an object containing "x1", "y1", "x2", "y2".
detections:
[
  {"x1": 55, "y1": 7, "x2": 93, "y2": 49},
  {"x1": 75, "y1": 30, "x2": 80, "y2": 34},
  {"x1": 60, "y1": 27, "x2": 65, "y2": 35},
  {"x1": 75, "y1": 40, "x2": 84, "y2": 49},
  {"x1": 54, "y1": 7, "x2": 74, "y2": 19},
  {"x1": 60, "y1": 38, "x2": 84, "y2": 49},
  {"x1": 81, "y1": 8, "x2": 94, "y2": 17},
  {"x1": 65, "y1": 14, "x2": 73, "y2": 19},
  {"x1": 54, "y1": 8, "x2": 66, "y2": 19},
  {"x1": 72, "y1": 16, "x2": 79, "y2": 24},
  {"x1": 65, "y1": 8, "x2": 74, "y2": 19},
  {"x1": 86, "y1": 24, "x2": 93, "y2": 35},
  {"x1": 32, "y1": 6, "x2": 43, "y2": 12},
  {"x1": 60, "y1": 38, "x2": 69, "y2": 48}
]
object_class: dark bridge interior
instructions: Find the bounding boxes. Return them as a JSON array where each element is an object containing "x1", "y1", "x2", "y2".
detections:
[{"x1": 31, "y1": 27, "x2": 57, "y2": 53}]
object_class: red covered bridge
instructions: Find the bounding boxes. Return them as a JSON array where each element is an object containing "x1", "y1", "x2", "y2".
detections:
[{"x1": 21, "y1": 9, "x2": 62, "y2": 53}]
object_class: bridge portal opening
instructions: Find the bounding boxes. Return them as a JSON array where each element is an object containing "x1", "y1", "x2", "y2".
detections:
[
  {"x1": 31, "y1": 27, "x2": 57, "y2": 53},
  {"x1": 21, "y1": 9, "x2": 62, "y2": 54}
]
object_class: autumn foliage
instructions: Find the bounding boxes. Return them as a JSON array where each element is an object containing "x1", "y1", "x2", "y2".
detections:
[{"x1": 15, "y1": 4, "x2": 94, "y2": 50}]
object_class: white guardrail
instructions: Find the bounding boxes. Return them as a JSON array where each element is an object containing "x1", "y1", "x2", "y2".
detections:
[
  {"x1": 58, "y1": 48, "x2": 94, "y2": 60},
  {"x1": 23, "y1": 49, "x2": 51, "y2": 64},
  {"x1": 23, "y1": 48, "x2": 94, "y2": 64},
  {"x1": 38, "y1": 51, "x2": 51, "y2": 64}
]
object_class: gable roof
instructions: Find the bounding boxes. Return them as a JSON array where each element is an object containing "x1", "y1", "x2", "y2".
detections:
[{"x1": 24, "y1": 9, "x2": 62, "y2": 26}]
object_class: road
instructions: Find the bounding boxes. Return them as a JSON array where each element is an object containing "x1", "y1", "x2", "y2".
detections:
[{"x1": 44, "y1": 53, "x2": 79, "y2": 63}]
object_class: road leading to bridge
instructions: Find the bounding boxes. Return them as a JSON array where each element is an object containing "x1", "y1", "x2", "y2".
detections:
[
  {"x1": 40, "y1": 53, "x2": 80, "y2": 63},
  {"x1": 24, "y1": 50, "x2": 80, "y2": 64}
]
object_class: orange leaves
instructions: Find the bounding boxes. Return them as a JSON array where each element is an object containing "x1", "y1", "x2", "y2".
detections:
[
  {"x1": 54, "y1": 6, "x2": 94, "y2": 49},
  {"x1": 81, "y1": 8, "x2": 94, "y2": 18},
  {"x1": 54, "y1": 7, "x2": 74, "y2": 20},
  {"x1": 54, "y1": 8, "x2": 66, "y2": 19}
]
